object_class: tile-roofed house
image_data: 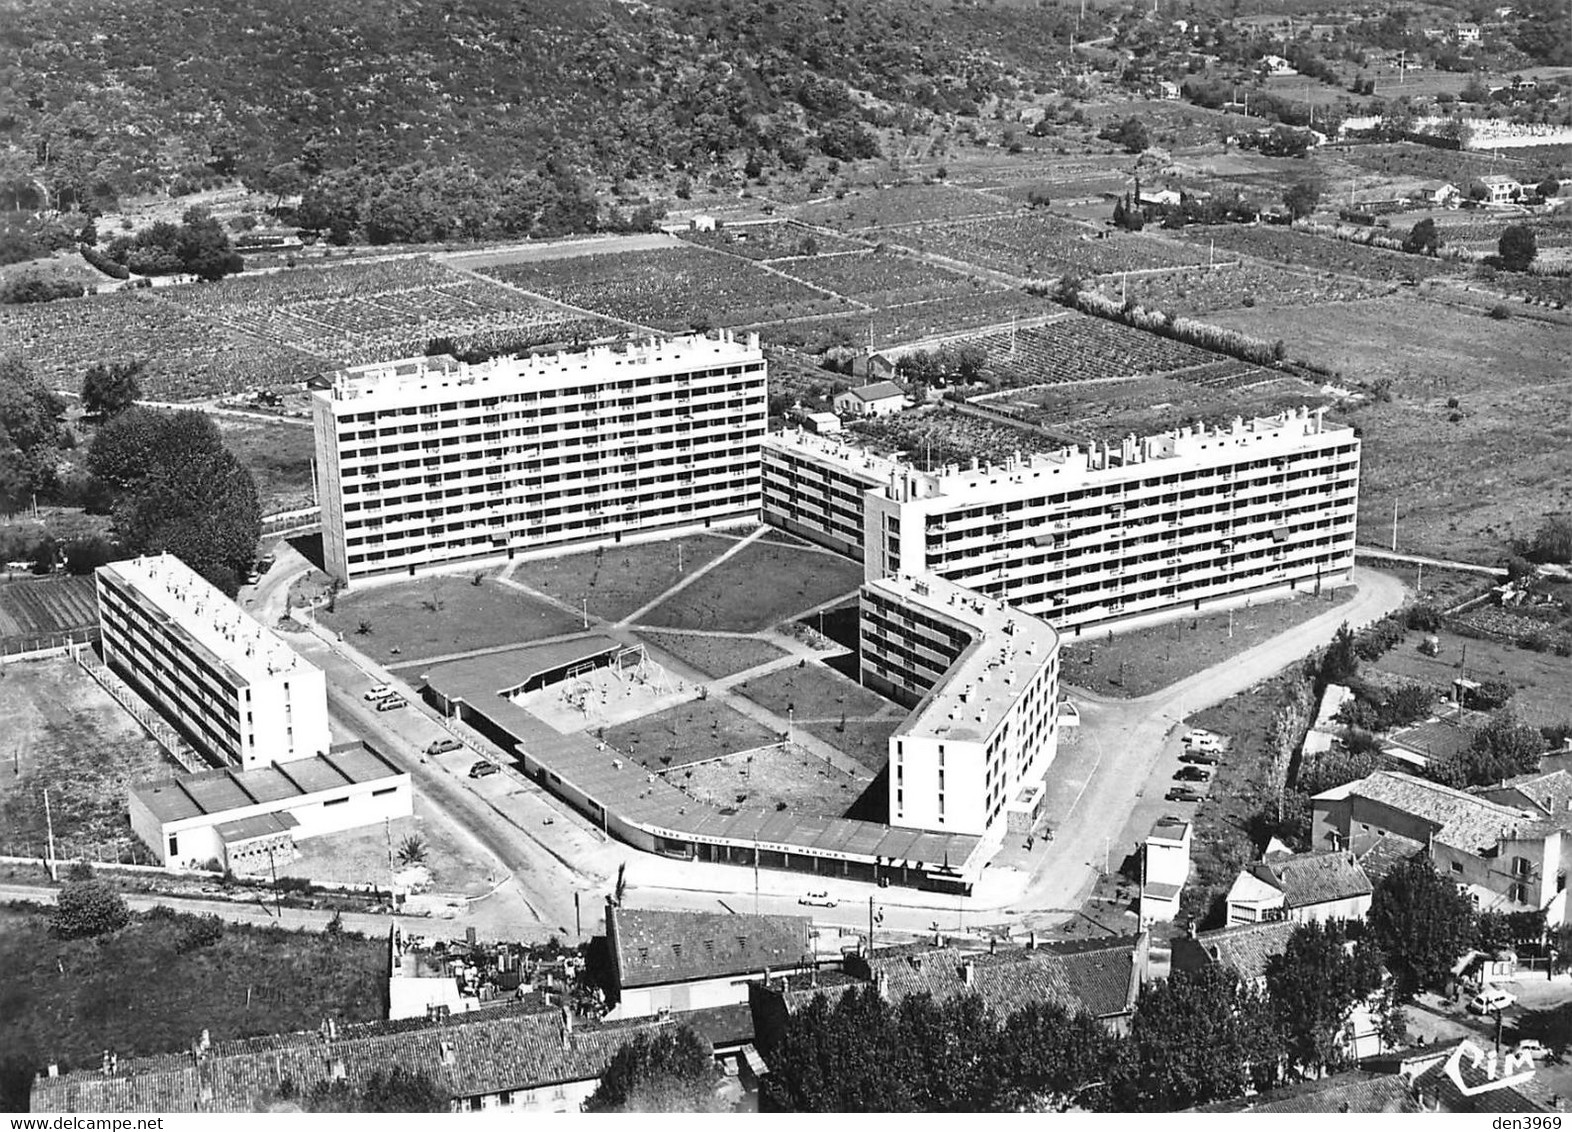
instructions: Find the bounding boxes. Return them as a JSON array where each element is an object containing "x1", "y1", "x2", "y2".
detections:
[
  {"x1": 1039, "y1": 936, "x2": 1148, "y2": 1031},
  {"x1": 1172, "y1": 920, "x2": 1298, "y2": 989},
  {"x1": 1355, "y1": 832, "x2": 1425, "y2": 882},
  {"x1": 1191, "y1": 1070, "x2": 1421, "y2": 1113},
  {"x1": 833, "y1": 381, "x2": 907, "y2": 419},
  {"x1": 29, "y1": 1005, "x2": 674, "y2": 1114},
  {"x1": 1383, "y1": 1039, "x2": 1563, "y2": 1114},
  {"x1": 1314, "y1": 771, "x2": 1572, "y2": 926},
  {"x1": 1225, "y1": 850, "x2": 1373, "y2": 926},
  {"x1": 604, "y1": 906, "x2": 813, "y2": 1019}
]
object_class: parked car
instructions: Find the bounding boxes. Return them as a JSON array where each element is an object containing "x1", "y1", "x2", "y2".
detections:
[
  {"x1": 468, "y1": 760, "x2": 500, "y2": 779},
  {"x1": 798, "y1": 891, "x2": 837, "y2": 908},
  {"x1": 364, "y1": 685, "x2": 392, "y2": 701},
  {"x1": 1180, "y1": 751, "x2": 1220, "y2": 765},
  {"x1": 375, "y1": 696, "x2": 407, "y2": 712},
  {"x1": 1184, "y1": 731, "x2": 1223, "y2": 753},
  {"x1": 1174, "y1": 766, "x2": 1212, "y2": 783},
  {"x1": 1166, "y1": 787, "x2": 1204, "y2": 803},
  {"x1": 425, "y1": 737, "x2": 463, "y2": 756},
  {"x1": 1516, "y1": 1038, "x2": 1550, "y2": 1060},
  {"x1": 1467, "y1": 989, "x2": 1518, "y2": 1015}
]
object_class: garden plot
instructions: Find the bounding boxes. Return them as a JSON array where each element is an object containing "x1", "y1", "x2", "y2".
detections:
[
  {"x1": 213, "y1": 416, "x2": 317, "y2": 515},
  {"x1": 482, "y1": 246, "x2": 845, "y2": 330},
  {"x1": 756, "y1": 289, "x2": 1053, "y2": 352},
  {"x1": 1084, "y1": 260, "x2": 1385, "y2": 316},
  {"x1": 845, "y1": 406, "x2": 1052, "y2": 470},
  {"x1": 0, "y1": 576, "x2": 98, "y2": 646},
  {"x1": 959, "y1": 314, "x2": 1219, "y2": 387},
  {"x1": 1364, "y1": 628, "x2": 1572, "y2": 729}
]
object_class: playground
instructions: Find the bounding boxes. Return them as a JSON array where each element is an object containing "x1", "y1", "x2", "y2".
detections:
[{"x1": 518, "y1": 643, "x2": 695, "y2": 733}]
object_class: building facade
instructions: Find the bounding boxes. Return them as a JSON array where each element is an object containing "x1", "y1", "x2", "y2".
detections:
[
  {"x1": 862, "y1": 572, "x2": 1061, "y2": 841},
  {"x1": 862, "y1": 407, "x2": 1359, "y2": 635},
  {"x1": 96, "y1": 554, "x2": 330, "y2": 770},
  {"x1": 313, "y1": 332, "x2": 768, "y2": 583},
  {"x1": 761, "y1": 429, "x2": 904, "y2": 560}
]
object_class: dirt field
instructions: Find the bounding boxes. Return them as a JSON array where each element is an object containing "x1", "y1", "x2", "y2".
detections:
[
  {"x1": 636, "y1": 631, "x2": 789, "y2": 680},
  {"x1": 319, "y1": 574, "x2": 583, "y2": 663},
  {"x1": 602, "y1": 697, "x2": 782, "y2": 770},
  {"x1": 511, "y1": 534, "x2": 734, "y2": 622},
  {"x1": 639, "y1": 540, "x2": 864, "y2": 632},
  {"x1": 675, "y1": 744, "x2": 870, "y2": 817},
  {"x1": 286, "y1": 794, "x2": 502, "y2": 896},
  {"x1": 1209, "y1": 296, "x2": 1572, "y2": 563},
  {"x1": 1059, "y1": 589, "x2": 1355, "y2": 698},
  {"x1": 0, "y1": 657, "x2": 178, "y2": 861},
  {"x1": 1364, "y1": 627, "x2": 1572, "y2": 729},
  {"x1": 213, "y1": 416, "x2": 316, "y2": 515}
]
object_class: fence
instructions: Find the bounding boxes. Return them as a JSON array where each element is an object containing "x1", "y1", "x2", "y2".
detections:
[
  {"x1": 73, "y1": 646, "x2": 207, "y2": 773},
  {"x1": 0, "y1": 625, "x2": 99, "y2": 663},
  {"x1": 0, "y1": 839, "x2": 158, "y2": 868}
]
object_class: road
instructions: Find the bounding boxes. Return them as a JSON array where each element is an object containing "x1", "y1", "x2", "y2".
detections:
[
  {"x1": 1354, "y1": 545, "x2": 1505, "y2": 578},
  {"x1": 0, "y1": 882, "x2": 409, "y2": 936}
]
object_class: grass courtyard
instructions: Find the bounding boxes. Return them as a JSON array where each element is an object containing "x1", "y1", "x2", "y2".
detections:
[
  {"x1": 510, "y1": 534, "x2": 734, "y2": 622},
  {"x1": 319, "y1": 574, "x2": 583, "y2": 664},
  {"x1": 640, "y1": 541, "x2": 863, "y2": 632},
  {"x1": 601, "y1": 697, "x2": 782, "y2": 770},
  {"x1": 636, "y1": 631, "x2": 789, "y2": 680}
]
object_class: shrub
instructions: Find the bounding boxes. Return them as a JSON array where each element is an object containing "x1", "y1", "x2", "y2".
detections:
[
  {"x1": 0, "y1": 272, "x2": 87, "y2": 304},
  {"x1": 176, "y1": 914, "x2": 226, "y2": 954},
  {"x1": 50, "y1": 880, "x2": 131, "y2": 940},
  {"x1": 80, "y1": 244, "x2": 130, "y2": 280},
  {"x1": 1488, "y1": 303, "x2": 1512, "y2": 320}
]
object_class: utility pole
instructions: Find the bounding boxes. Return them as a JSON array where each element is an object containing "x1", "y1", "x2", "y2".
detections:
[
  {"x1": 43, "y1": 788, "x2": 57, "y2": 881},
  {"x1": 581, "y1": 596, "x2": 588, "y2": 629},
  {"x1": 268, "y1": 846, "x2": 282, "y2": 918},
  {"x1": 574, "y1": 892, "x2": 581, "y2": 942},
  {"x1": 1391, "y1": 498, "x2": 1398, "y2": 551},
  {"x1": 869, "y1": 894, "x2": 876, "y2": 956}
]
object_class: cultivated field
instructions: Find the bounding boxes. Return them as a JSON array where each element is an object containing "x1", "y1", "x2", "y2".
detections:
[
  {"x1": 636, "y1": 631, "x2": 789, "y2": 680},
  {"x1": 1087, "y1": 259, "x2": 1386, "y2": 315},
  {"x1": 776, "y1": 248, "x2": 991, "y2": 308},
  {"x1": 319, "y1": 574, "x2": 584, "y2": 664},
  {"x1": 1177, "y1": 224, "x2": 1462, "y2": 285},
  {"x1": 894, "y1": 215, "x2": 1213, "y2": 278},
  {"x1": 1364, "y1": 628, "x2": 1572, "y2": 729},
  {"x1": 960, "y1": 314, "x2": 1220, "y2": 387},
  {"x1": 681, "y1": 222, "x2": 869, "y2": 261},
  {"x1": 1058, "y1": 590, "x2": 1354, "y2": 698},
  {"x1": 846, "y1": 405, "x2": 1050, "y2": 470},
  {"x1": 639, "y1": 540, "x2": 864, "y2": 632},
  {"x1": 757, "y1": 289, "x2": 1054, "y2": 351},
  {"x1": 796, "y1": 183, "x2": 1016, "y2": 231},
  {"x1": 481, "y1": 246, "x2": 846, "y2": 330},
  {"x1": 0, "y1": 657, "x2": 177, "y2": 863},
  {"x1": 510, "y1": 534, "x2": 734, "y2": 623},
  {"x1": 1210, "y1": 296, "x2": 1572, "y2": 561},
  {"x1": 0, "y1": 576, "x2": 98, "y2": 646},
  {"x1": 602, "y1": 698, "x2": 781, "y2": 770}
]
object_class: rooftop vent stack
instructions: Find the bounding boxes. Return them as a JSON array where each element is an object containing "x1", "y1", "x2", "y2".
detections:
[
  {"x1": 875, "y1": 969, "x2": 890, "y2": 1001},
  {"x1": 971, "y1": 457, "x2": 980, "y2": 473},
  {"x1": 1028, "y1": 930, "x2": 1037, "y2": 950},
  {"x1": 47, "y1": 1064, "x2": 58, "y2": 1079},
  {"x1": 962, "y1": 959, "x2": 976, "y2": 988},
  {"x1": 440, "y1": 1041, "x2": 455, "y2": 1067}
]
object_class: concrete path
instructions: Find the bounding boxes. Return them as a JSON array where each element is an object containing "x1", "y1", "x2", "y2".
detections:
[{"x1": 617, "y1": 526, "x2": 767, "y2": 627}]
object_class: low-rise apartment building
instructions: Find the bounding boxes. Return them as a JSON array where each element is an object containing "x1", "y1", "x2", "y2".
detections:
[
  {"x1": 313, "y1": 331, "x2": 768, "y2": 583},
  {"x1": 863, "y1": 407, "x2": 1359, "y2": 635},
  {"x1": 862, "y1": 572, "x2": 1060, "y2": 841},
  {"x1": 96, "y1": 554, "x2": 330, "y2": 770},
  {"x1": 1312, "y1": 770, "x2": 1572, "y2": 923}
]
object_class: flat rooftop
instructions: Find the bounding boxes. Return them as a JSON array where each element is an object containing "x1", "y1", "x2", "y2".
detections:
[
  {"x1": 133, "y1": 744, "x2": 405, "y2": 825},
  {"x1": 764, "y1": 427, "x2": 909, "y2": 485},
  {"x1": 99, "y1": 554, "x2": 314, "y2": 687},
  {"x1": 876, "y1": 406, "x2": 1352, "y2": 505},
  {"x1": 420, "y1": 641, "x2": 982, "y2": 872},
  {"x1": 873, "y1": 572, "x2": 1059, "y2": 745},
  {"x1": 320, "y1": 330, "x2": 763, "y2": 407}
]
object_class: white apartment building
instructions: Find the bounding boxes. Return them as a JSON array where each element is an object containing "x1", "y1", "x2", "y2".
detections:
[
  {"x1": 313, "y1": 332, "x2": 768, "y2": 583},
  {"x1": 863, "y1": 407, "x2": 1359, "y2": 635},
  {"x1": 762, "y1": 428, "x2": 905, "y2": 560},
  {"x1": 96, "y1": 554, "x2": 331, "y2": 770},
  {"x1": 862, "y1": 572, "x2": 1061, "y2": 841}
]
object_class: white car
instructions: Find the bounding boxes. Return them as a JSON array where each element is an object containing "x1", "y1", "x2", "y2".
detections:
[
  {"x1": 1183, "y1": 731, "x2": 1223, "y2": 752},
  {"x1": 364, "y1": 684, "x2": 392, "y2": 701},
  {"x1": 1467, "y1": 989, "x2": 1518, "y2": 1014},
  {"x1": 798, "y1": 891, "x2": 837, "y2": 908},
  {"x1": 1516, "y1": 1038, "x2": 1550, "y2": 1060}
]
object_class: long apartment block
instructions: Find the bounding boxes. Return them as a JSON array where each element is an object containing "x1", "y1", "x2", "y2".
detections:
[
  {"x1": 313, "y1": 332, "x2": 768, "y2": 583},
  {"x1": 96, "y1": 554, "x2": 331, "y2": 770},
  {"x1": 760, "y1": 407, "x2": 1358, "y2": 634},
  {"x1": 863, "y1": 572, "x2": 1061, "y2": 841}
]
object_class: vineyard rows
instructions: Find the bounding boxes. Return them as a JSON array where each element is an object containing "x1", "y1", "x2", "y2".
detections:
[
  {"x1": 0, "y1": 576, "x2": 99, "y2": 643},
  {"x1": 755, "y1": 290, "x2": 1052, "y2": 352},
  {"x1": 482, "y1": 246, "x2": 846, "y2": 331},
  {"x1": 681, "y1": 222, "x2": 869, "y2": 261},
  {"x1": 1177, "y1": 224, "x2": 1463, "y2": 284},
  {"x1": 894, "y1": 215, "x2": 1212, "y2": 278},
  {"x1": 960, "y1": 315, "x2": 1217, "y2": 388},
  {"x1": 1084, "y1": 261, "x2": 1385, "y2": 315},
  {"x1": 775, "y1": 249, "x2": 991, "y2": 308}
]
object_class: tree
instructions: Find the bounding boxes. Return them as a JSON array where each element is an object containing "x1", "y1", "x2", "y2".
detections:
[
  {"x1": 50, "y1": 879, "x2": 131, "y2": 940},
  {"x1": 996, "y1": 1001, "x2": 1117, "y2": 1110},
  {"x1": 1319, "y1": 622, "x2": 1359, "y2": 688},
  {"x1": 1283, "y1": 180, "x2": 1322, "y2": 220},
  {"x1": 1498, "y1": 224, "x2": 1539, "y2": 271},
  {"x1": 1265, "y1": 921, "x2": 1386, "y2": 1075},
  {"x1": 1098, "y1": 116, "x2": 1150, "y2": 153},
  {"x1": 81, "y1": 360, "x2": 143, "y2": 418},
  {"x1": 1433, "y1": 709, "x2": 1547, "y2": 788},
  {"x1": 305, "y1": 1067, "x2": 448, "y2": 1112},
  {"x1": 1368, "y1": 858, "x2": 1477, "y2": 998},
  {"x1": 1110, "y1": 961, "x2": 1283, "y2": 1111},
  {"x1": 0, "y1": 355, "x2": 68, "y2": 510},
  {"x1": 1402, "y1": 218, "x2": 1442, "y2": 255},
  {"x1": 1528, "y1": 514, "x2": 1572, "y2": 564},
  {"x1": 585, "y1": 1026, "x2": 722, "y2": 1113}
]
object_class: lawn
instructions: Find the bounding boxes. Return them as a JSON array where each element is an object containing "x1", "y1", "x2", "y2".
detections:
[
  {"x1": 638, "y1": 541, "x2": 864, "y2": 632},
  {"x1": 734, "y1": 660, "x2": 893, "y2": 720},
  {"x1": 676, "y1": 745, "x2": 870, "y2": 817},
  {"x1": 0, "y1": 903, "x2": 384, "y2": 1109},
  {"x1": 1057, "y1": 590, "x2": 1354, "y2": 699},
  {"x1": 1210, "y1": 296, "x2": 1572, "y2": 564},
  {"x1": 319, "y1": 575, "x2": 584, "y2": 663},
  {"x1": 602, "y1": 697, "x2": 782, "y2": 770},
  {"x1": 213, "y1": 416, "x2": 317, "y2": 515},
  {"x1": 1363, "y1": 628, "x2": 1572, "y2": 729},
  {"x1": 511, "y1": 534, "x2": 734, "y2": 623},
  {"x1": 0, "y1": 657, "x2": 178, "y2": 863},
  {"x1": 636, "y1": 631, "x2": 789, "y2": 680},
  {"x1": 799, "y1": 718, "x2": 900, "y2": 776}
]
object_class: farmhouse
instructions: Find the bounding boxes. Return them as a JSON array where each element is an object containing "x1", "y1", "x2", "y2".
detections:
[
  {"x1": 30, "y1": 1005, "x2": 674, "y2": 1114},
  {"x1": 1415, "y1": 181, "x2": 1461, "y2": 207},
  {"x1": 1477, "y1": 175, "x2": 1522, "y2": 205},
  {"x1": 312, "y1": 331, "x2": 767, "y2": 584},
  {"x1": 1260, "y1": 54, "x2": 1297, "y2": 76},
  {"x1": 96, "y1": 553, "x2": 330, "y2": 770},
  {"x1": 1312, "y1": 770, "x2": 1572, "y2": 924},
  {"x1": 127, "y1": 741, "x2": 412, "y2": 874},
  {"x1": 833, "y1": 381, "x2": 907, "y2": 419}
]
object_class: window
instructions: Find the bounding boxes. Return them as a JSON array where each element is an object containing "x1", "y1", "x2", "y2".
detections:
[
  {"x1": 324, "y1": 797, "x2": 349, "y2": 808},
  {"x1": 1450, "y1": 861, "x2": 1464, "y2": 874},
  {"x1": 167, "y1": 834, "x2": 178, "y2": 857}
]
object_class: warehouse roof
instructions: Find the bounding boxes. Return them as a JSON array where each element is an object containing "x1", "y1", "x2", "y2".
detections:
[{"x1": 133, "y1": 745, "x2": 405, "y2": 825}]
